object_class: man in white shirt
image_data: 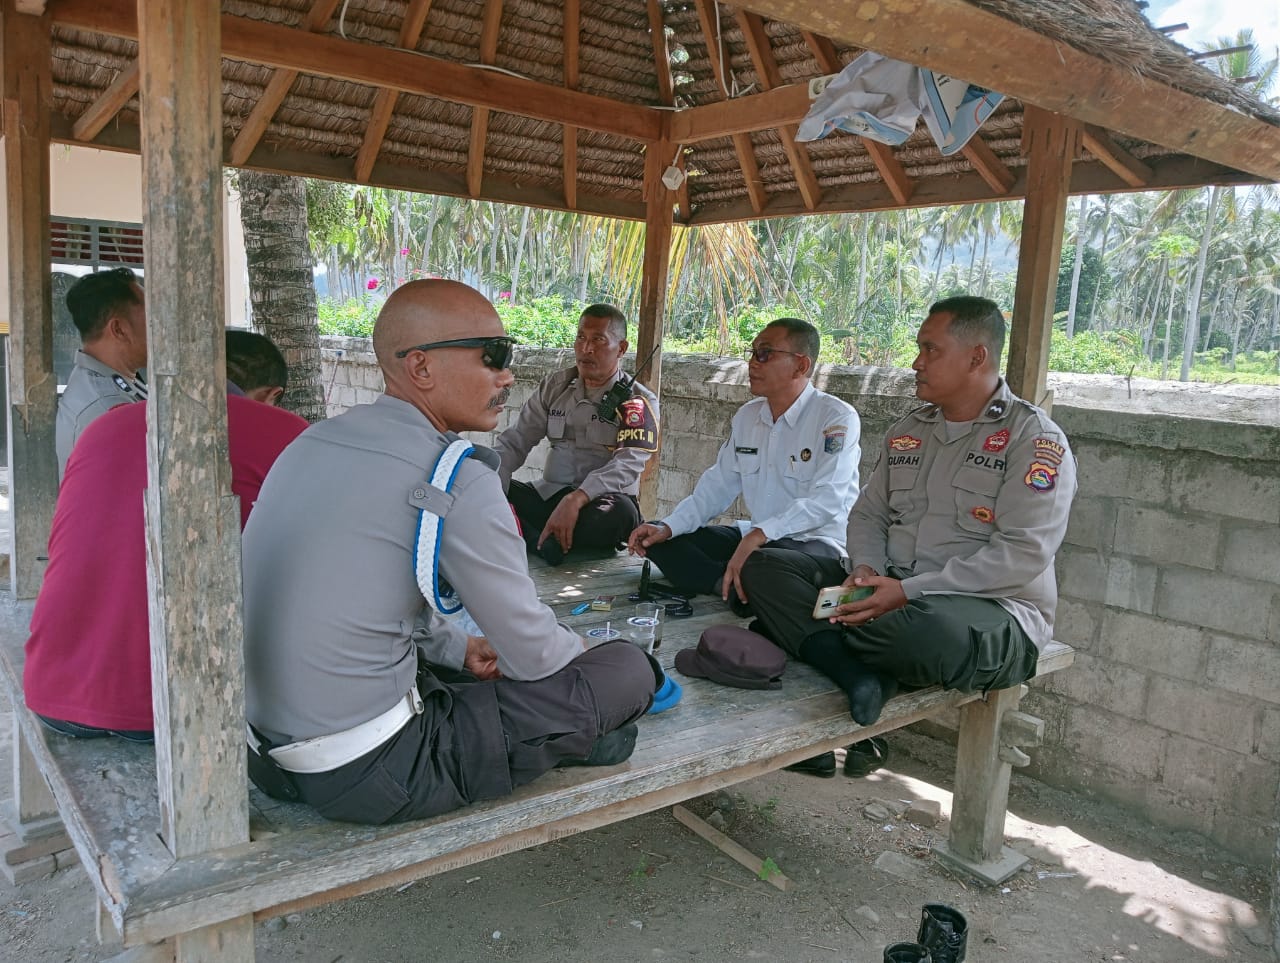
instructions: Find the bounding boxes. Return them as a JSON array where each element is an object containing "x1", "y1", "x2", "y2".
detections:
[{"x1": 627, "y1": 318, "x2": 860, "y2": 615}]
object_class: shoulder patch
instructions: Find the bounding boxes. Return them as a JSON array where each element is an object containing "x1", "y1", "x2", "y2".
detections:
[
  {"x1": 822, "y1": 424, "x2": 847, "y2": 453},
  {"x1": 1024, "y1": 460, "x2": 1059, "y2": 492},
  {"x1": 1032, "y1": 437, "x2": 1066, "y2": 464},
  {"x1": 615, "y1": 397, "x2": 658, "y2": 452}
]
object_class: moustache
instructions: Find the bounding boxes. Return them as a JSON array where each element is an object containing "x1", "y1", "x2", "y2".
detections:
[{"x1": 487, "y1": 387, "x2": 511, "y2": 409}]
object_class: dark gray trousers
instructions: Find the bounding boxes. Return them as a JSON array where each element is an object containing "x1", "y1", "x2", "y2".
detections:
[
  {"x1": 290, "y1": 640, "x2": 656, "y2": 825},
  {"x1": 739, "y1": 549, "x2": 1039, "y2": 692}
]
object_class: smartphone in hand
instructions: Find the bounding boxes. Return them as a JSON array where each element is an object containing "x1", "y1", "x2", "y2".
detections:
[{"x1": 811, "y1": 584, "x2": 874, "y2": 619}]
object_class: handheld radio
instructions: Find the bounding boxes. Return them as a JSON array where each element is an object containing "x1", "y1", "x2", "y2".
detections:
[{"x1": 596, "y1": 344, "x2": 661, "y2": 423}]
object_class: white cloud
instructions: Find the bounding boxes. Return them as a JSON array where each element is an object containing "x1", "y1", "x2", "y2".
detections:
[{"x1": 1145, "y1": 0, "x2": 1280, "y2": 63}]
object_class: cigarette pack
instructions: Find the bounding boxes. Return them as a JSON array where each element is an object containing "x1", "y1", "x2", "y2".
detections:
[{"x1": 590, "y1": 595, "x2": 615, "y2": 611}]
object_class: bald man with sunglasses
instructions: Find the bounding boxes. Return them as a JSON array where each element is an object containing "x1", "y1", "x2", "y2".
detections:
[
  {"x1": 627, "y1": 318, "x2": 861, "y2": 617},
  {"x1": 242, "y1": 279, "x2": 658, "y2": 825}
]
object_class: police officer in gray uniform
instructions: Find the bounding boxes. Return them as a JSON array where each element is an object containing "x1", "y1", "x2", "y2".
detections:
[
  {"x1": 495, "y1": 304, "x2": 659, "y2": 566},
  {"x1": 742, "y1": 296, "x2": 1076, "y2": 728},
  {"x1": 56, "y1": 268, "x2": 149, "y2": 480},
  {"x1": 242, "y1": 280, "x2": 658, "y2": 825}
]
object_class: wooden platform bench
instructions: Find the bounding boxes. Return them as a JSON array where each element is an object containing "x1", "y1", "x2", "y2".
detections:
[{"x1": 0, "y1": 552, "x2": 1073, "y2": 960}]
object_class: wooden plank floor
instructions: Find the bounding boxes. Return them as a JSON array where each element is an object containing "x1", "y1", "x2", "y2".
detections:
[{"x1": 0, "y1": 551, "x2": 1075, "y2": 947}]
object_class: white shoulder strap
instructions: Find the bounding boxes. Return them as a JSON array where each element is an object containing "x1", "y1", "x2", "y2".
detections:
[{"x1": 414, "y1": 439, "x2": 475, "y2": 616}]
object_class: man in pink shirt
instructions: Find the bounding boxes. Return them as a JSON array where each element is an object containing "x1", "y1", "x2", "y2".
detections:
[{"x1": 24, "y1": 332, "x2": 308, "y2": 741}]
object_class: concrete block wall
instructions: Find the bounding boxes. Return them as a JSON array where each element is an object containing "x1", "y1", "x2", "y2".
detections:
[{"x1": 320, "y1": 337, "x2": 1280, "y2": 863}]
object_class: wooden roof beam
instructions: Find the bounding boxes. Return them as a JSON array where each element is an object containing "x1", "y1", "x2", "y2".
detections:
[
  {"x1": 961, "y1": 135, "x2": 1015, "y2": 194},
  {"x1": 467, "y1": 0, "x2": 504, "y2": 198},
  {"x1": 739, "y1": 0, "x2": 1280, "y2": 182},
  {"x1": 737, "y1": 10, "x2": 820, "y2": 211},
  {"x1": 647, "y1": 0, "x2": 674, "y2": 106},
  {"x1": 694, "y1": 0, "x2": 766, "y2": 215},
  {"x1": 354, "y1": 0, "x2": 434, "y2": 183},
  {"x1": 52, "y1": 0, "x2": 661, "y2": 142},
  {"x1": 228, "y1": 0, "x2": 341, "y2": 167},
  {"x1": 71, "y1": 60, "x2": 138, "y2": 141},
  {"x1": 1081, "y1": 124, "x2": 1152, "y2": 188},
  {"x1": 562, "y1": 0, "x2": 580, "y2": 209}
]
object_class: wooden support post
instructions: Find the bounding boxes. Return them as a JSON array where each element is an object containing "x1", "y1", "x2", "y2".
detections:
[
  {"x1": 2, "y1": 0, "x2": 58, "y2": 599},
  {"x1": 137, "y1": 0, "x2": 253, "y2": 956},
  {"x1": 636, "y1": 140, "x2": 674, "y2": 520},
  {"x1": 933, "y1": 685, "x2": 1028, "y2": 885},
  {"x1": 1007, "y1": 105, "x2": 1078, "y2": 405},
  {"x1": 2, "y1": 715, "x2": 73, "y2": 884}
]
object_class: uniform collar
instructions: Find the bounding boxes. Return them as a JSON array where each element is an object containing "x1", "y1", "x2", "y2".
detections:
[
  {"x1": 913, "y1": 378, "x2": 1013, "y2": 424},
  {"x1": 371, "y1": 394, "x2": 500, "y2": 470},
  {"x1": 570, "y1": 364, "x2": 625, "y2": 403},
  {"x1": 759, "y1": 381, "x2": 815, "y2": 428},
  {"x1": 74, "y1": 349, "x2": 139, "y2": 382}
]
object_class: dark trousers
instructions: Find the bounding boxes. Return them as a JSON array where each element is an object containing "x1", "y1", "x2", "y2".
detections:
[
  {"x1": 646, "y1": 524, "x2": 842, "y2": 597},
  {"x1": 37, "y1": 714, "x2": 154, "y2": 744},
  {"x1": 287, "y1": 641, "x2": 656, "y2": 825},
  {"x1": 739, "y1": 550, "x2": 1039, "y2": 691},
  {"x1": 508, "y1": 480, "x2": 640, "y2": 552}
]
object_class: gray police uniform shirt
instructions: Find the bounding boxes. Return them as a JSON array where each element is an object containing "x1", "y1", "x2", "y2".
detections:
[
  {"x1": 494, "y1": 366, "x2": 660, "y2": 500},
  {"x1": 56, "y1": 350, "x2": 147, "y2": 480},
  {"x1": 660, "y1": 382, "x2": 861, "y2": 555},
  {"x1": 242, "y1": 394, "x2": 585, "y2": 744},
  {"x1": 847, "y1": 379, "x2": 1076, "y2": 650}
]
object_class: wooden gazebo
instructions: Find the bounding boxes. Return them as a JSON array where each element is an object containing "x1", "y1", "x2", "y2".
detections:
[{"x1": 3, "y1": 0, "x2": 1278, "y2": 959}]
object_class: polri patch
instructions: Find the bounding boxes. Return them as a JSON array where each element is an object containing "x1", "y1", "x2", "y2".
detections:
[
  {"x1": 971, "y1": 505, "x2": 995, "y2": 524},
  {"x1": 1024, "y1": 460, "x2": 1058, "y2": 492},
  {"x1": 615, "y1": 397, "x2": 658, "y2": 452},
  {"x1": 1033, "y1": 437, "x2": 1065, "y2": 464},
  {"x1": 983, "y1": 429, "x2": 1010, "y2": 453},
  {"x1": 889, "y1": 434, "x2": 921, "y2": 451},
  {"x1": 822, "y1": 425, "x2": 846, "y2": 453}
]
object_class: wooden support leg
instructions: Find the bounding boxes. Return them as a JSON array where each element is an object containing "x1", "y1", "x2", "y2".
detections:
[
  {"x1": 932, "y1": 685, "x2": 1028, "y2": 885},
  {"x1": 1, "y1": 714, "x2": 72, "y2": 884},
  {"x1": 173, "y1": 917, "x2": 254, "y2": 963}
]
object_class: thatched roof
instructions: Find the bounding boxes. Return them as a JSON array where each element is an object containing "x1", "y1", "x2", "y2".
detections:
[{"x1": 45, "y1": 0, "x2": 1280, "y2": 223}]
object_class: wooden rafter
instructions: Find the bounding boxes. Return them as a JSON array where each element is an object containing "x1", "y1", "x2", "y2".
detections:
[
  {"x1": 802, "y1": 28, "x2": 915, "y2": 205},
  {"x1": 52, "y1": 0, "x2": 660, "y2": 142},
  {"x1": 961, "y1": 135, "x2": 1015, "y2": 195},
  {"x1": 693, "y1": 0, "x2": 765, "y2": 215},
  {"x1": 1081, "y1": 124, "x2": 1152, "y2": 188},
  {"x1": 740, "y1": 0, "x2": 1280, "y2": 182},
  {"x1": 354, "y1": 0, "x2": 434, "y2": 183},
  {"x1": 467, "y1": 0, "x2": 504, "y2": 198},
  {"x1": 736, "y1": 10, "x2": 820, "y2": 211},
  {"x1": 647, "y1": 0, "x2": 673, "y2": 106},
  {"x1": 562, "y1": 0, "x2": 579, "y2": 209},
  {"x1": 71, "y1": 59, "x2": 137, "y2": 142},
  {"x1": 227, "y1": 0, "x2": 341, "y2": 167}
]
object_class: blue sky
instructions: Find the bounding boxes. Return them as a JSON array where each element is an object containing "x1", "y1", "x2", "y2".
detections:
[{"x1": 1144, "y1": 0, "x2": 1280, "y2": 64}]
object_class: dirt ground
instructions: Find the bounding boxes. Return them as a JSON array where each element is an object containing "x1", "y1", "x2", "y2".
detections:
[{"x1": 1, "y1": 679, "x2": 1272, "y2": 963}]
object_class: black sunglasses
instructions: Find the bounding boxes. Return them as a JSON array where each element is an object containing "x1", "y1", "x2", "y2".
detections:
[
  {"x1": 395, "y1": 336, "x2": 515, "y2": 370},
  {"x1": 744, "y1": 345, "x2": 802, "y2": 364}
]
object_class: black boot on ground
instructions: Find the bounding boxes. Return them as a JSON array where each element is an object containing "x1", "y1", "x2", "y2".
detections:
[
  {"x1": 917, "y1": 903, "x2": 967, "y2": 963},
  {"x1": 883, "y1": 942, "x2": 931, "y2": 962},
  {"x1": 782, "y1": 751, "x2": 836, "y2": 777}
]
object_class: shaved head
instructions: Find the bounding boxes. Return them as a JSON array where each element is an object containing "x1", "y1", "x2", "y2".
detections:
[{"x1": 372, "y1": 279, "x2": 505, "y2": 375}]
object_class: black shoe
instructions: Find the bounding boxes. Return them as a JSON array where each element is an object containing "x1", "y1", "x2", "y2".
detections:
[
  {"x1": 783, "y1": 751, "x2": 836, "y2": 777},
  {"x1": 844, "y1": 737, "x2": 889, "y2": 777},
  {"x1": 917, "y1": 903, "x2": 967, "y2": 963},
  {"x1": 560, "y1": 723, "x2": 638, "y2": 768},
  {"x1": 884, "y1": 943, "x2": 932, "y2": 962},
  {"x1": 538, "y1": 535, "x2": 566, "y2": 566}
]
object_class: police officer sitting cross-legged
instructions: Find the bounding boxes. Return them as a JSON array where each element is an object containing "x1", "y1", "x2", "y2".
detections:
[
  {"x1": 741, "y1": 296, "x2": 1076, "y2": 748},
  {"x1": 495, "y1": 304, "x2": 659, "y2": 566},
  {"x1": 627, "y1": 318, "x2": 860, "y2": 616},
  {"x1": 242, "y1": 280, "x2": 659, "y2": 826}
]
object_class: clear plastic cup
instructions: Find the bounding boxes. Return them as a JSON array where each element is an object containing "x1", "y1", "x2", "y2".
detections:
[{"x1": 626, "y1": 603, "x2": 661, "y2": 653}]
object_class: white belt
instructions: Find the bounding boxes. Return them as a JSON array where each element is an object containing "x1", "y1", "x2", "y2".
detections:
[{"x1": 266, "y1": 687, "x2": 425, "y2": 774}]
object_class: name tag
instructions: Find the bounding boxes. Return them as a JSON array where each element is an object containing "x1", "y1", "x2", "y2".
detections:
[{"x1": 734, "y1": 446, "x2": 758, "y2": 454}]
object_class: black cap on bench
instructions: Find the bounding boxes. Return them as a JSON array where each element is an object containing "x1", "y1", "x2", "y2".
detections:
[{"x1": 674, "y1": 625, "x2": 785, "y2": 690}]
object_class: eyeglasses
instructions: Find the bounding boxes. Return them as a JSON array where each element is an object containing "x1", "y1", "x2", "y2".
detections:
[
  {"x1": 744, "y1": 345, "x2": 803, "y2": 364},
  {"x1": 394, "y1": 336, "x2": 515, "y2": 370}
]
